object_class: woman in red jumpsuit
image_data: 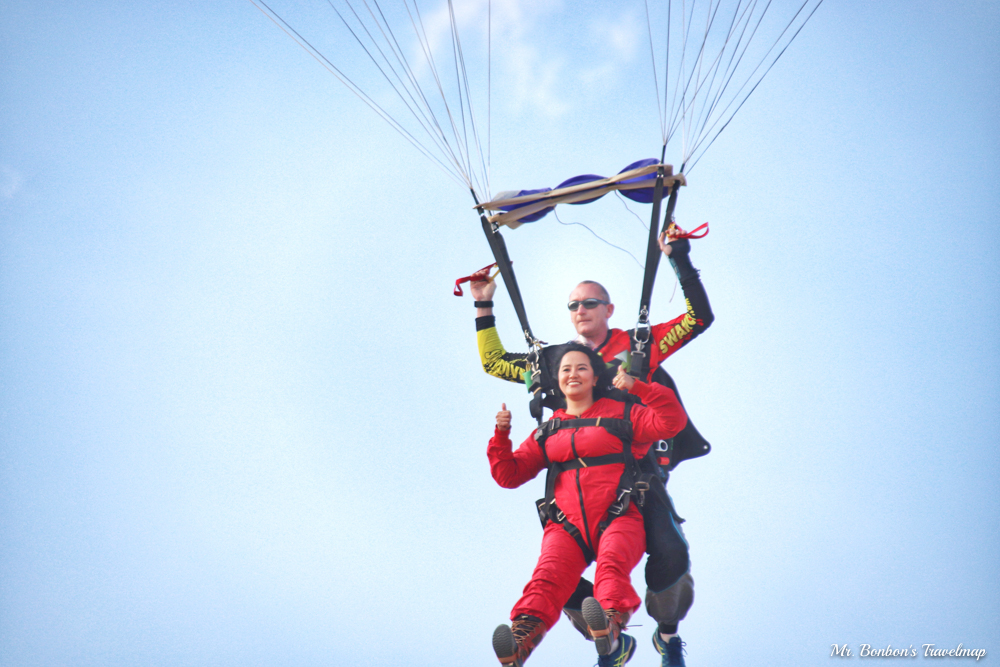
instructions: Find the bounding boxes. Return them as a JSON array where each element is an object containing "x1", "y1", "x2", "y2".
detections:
[{"x1": 489, "y1": 343, "x2": 687, "y2": 667}]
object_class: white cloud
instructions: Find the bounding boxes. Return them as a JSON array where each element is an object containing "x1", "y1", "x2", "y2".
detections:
[
  {"x1": 595, "y1": 10, "x2": 641, "y2": 62},
  {"x1": 1, "y1": 165, "x2": 24, "y2": 200},
  {"x1": 419, "y1": 0, "x2": 572, "y2": 118}
]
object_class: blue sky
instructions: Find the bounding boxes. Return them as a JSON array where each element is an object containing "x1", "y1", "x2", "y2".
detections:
[{"x1": 2, "y1": 2, "x2": 998, "y2": 666}]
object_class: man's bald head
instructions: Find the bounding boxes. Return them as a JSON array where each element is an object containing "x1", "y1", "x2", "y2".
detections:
[
  {"x1": 577, "y1": 280, "x2": 610, "y2": 303},
  {"x1": 569, "y1": 281, "x2": 615, "y2": 347}
]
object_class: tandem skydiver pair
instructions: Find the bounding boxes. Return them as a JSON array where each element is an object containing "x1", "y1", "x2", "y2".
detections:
[{"x1": 470, "y1": 230, "x2": 713, "y2": 667}]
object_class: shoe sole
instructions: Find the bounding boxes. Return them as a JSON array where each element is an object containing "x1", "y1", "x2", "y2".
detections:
[
  {"x1": 492, "y1": 624, "x2": 521, "y2": 667},
  {"x1": 582, "y1": 597, "x2": 613, "y2": 656}
]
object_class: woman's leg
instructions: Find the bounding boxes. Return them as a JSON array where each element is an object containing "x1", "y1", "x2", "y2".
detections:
[
  {"x1": 593, "y1": 508, "x2": 646, "y2": 616},
  {"x1": 511, "y1": 521, "x2": 591, "y2": 628},
  {"x1": 494, "y1": 523, "x2": 591, "y2": 665}
]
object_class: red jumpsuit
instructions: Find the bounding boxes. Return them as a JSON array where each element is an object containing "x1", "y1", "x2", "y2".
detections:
[{"x1": 488, "y1": 381, "x2": 687, "y2": 629}]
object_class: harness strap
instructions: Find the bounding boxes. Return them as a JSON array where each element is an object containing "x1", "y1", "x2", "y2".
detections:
[
  {"x1": 554, "y1": 453, "x2": 624, "y2": 472},
  {"x1": 632, "y1": 175, "x2": 683, "y2": 380},
  {"x1": 542, "y1": 500, "x2": 597, "y2": 564},
  {"x1": 594, "y1": 399, "x2": 639, "y2": 536},
  {"x1": 535, "y1": 400, "x2": 643, "y2": 561},
  {"x1": 534, "y1": 417, "x2": 633, "y2": 447},
  {"x1": 473, "y1": 190, "x2": 550, "y2": 423}
]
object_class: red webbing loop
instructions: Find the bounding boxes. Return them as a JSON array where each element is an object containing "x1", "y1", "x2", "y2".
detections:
[
  {"x1": 667, "y1": 222, "x2": 709, "y2": 240},
  {"x1": 453, "y1": 262, "x2": 500, "y2": 296}
]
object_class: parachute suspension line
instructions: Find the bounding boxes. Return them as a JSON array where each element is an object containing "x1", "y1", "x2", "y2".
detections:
[
  {"x1": 614, "y1": 191, "x2": 650, "y2": 233},
  {"x1": 247, "y1": 0, "x2": 465, "y2": 188},
  {"x1": 659, "y1": 0, "x2": 742, "y2": 157},
  {"x1": 676, "y1": 0, "x2": 698, "y2": 161},
  {"x1": 404, "y1": 0, "x2": 478, "y2": 190},
  {"x1": 684, "y1": 0, "x2": 775, "y2": 163},
  {"x1": 679, "y1": 0, "x2": 768, "y2": 163},
  {"x1": 446, "y1": 0, "x2": 491, "y2": 200},
  {"x1": 328, "y1": 0, "x2": 462, "y2": 176},
  {"x1": 687, "y1": 0, "x2": 728, "y2": 152},
  {"x1": 405, "y1": 0, "x2": 489, "y2": 199},
  {"x1": 660, "y1": 0, "x2": 700, "y2": 156},
  {"x1": 686, "y1": 0, "x2": 722, "y2": 156},
  {"x1": 413, "y1": 0, "x2": 486, "y2": 198},
  {"x1": 400, "y1": 1, "x2": 475, "y2": 185},
  {"x1": 552, "y1": 210, "x2": 644, "y2": 270},
  {"x1": 643, "y1": 0, "x2": 666, "y2": 144},
  {"x1": 445, "y1": 1, "x2": 472, "y2": 184},
  {"x1": 677, "y1": 0, "x2": 725, "y2": 161},
  {"x1": 487, "y1": 0, "x2": 492, "y2": 199},
  {"x1": 689, "y1": 0, "x2": 761, "y2": 152},
  {"x1": 339, "y1": 0, "x2": 463, "y2": 170},
  {"x1": 686, "y1": 0, "x2": 825, "y2": 172},
  {"x1": 261, "y1": 0, "x2": 491, "y2": 197},
  {"x1": 371, "y1": 0, "x2": 485, "y2": 186},
  {"x1": 652, "y1": 0, "x2": 824, "y2": 171},
  {"x1": 663, "y1": 0, "x2": 672, "y2": 145}
]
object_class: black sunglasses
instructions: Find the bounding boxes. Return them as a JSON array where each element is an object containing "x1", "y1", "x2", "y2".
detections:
[{"x1": 567, "y1": 298, "x2": 610, "y2": 311}]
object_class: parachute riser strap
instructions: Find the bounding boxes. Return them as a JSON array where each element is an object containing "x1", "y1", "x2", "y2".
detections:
[
  {"x1": 472, "y1": 190, "x2": 536, "y2": 348},
  {"x1": 631, "y1": 177, "x2": 682, "y2": 380},
  {"x1": 630, "y1": 168, "x2": 665, "y2": 379},
  {"x1": 474, "y1": 190, "x2": 548, "y2": 423}
]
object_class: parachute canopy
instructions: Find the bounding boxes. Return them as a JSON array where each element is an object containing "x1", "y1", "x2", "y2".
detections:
[{"x1": 477, "y1": 160, "x2": 686, "y2": 229}]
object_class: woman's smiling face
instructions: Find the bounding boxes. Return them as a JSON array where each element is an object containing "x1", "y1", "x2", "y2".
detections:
[{"x1": 558, "y1": 350, "x2": 597, "y2": 402}]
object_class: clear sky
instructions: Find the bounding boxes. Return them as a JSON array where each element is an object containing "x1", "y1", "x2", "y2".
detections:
[{"x1": 1, "y1": 2, "x2": 998, "y2": 666}]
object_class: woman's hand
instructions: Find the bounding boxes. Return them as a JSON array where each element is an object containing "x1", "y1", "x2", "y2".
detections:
[
  {"x1": 496, "y1": 403, "x2": 511, "y2": 431},
  {"x1": 612, "y1": 366, "x2": 636, "y2": 392}
]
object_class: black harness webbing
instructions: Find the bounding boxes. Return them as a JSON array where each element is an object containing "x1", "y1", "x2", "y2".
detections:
[
  {"x1": 631, "y1": 168, "x2": 683, "y2": 381},
  {"x1": 473, "y1": 191, "x2": 554, "y2": 423},
  {"x1": 533, "y1": 402, "x2": 651, "y2": 564}
]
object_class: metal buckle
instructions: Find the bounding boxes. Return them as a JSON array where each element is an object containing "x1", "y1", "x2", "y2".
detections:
[{"x1": 636, "y1": 479, "x2": 650, "y2": 507}]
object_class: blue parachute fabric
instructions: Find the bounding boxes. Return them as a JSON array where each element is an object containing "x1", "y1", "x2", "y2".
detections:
[
  {"x1": 494, "y1": 159, "x2": 662, "y2": 224},
  {"x1": 555, "y1": 174, "x2": 606, "y2": 206},
  {"x1": 499, "y1": 187, "x2": 553, "y2": 223},
  {"x1": 617, "y1": 158, "x2": 661, "y2": 203}
]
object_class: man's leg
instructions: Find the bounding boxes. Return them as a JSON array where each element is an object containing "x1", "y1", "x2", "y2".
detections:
[
  {"x1": 562, "y1": 577, "x2": 595, "y2": 640},
  {"x1": 643, "y1": 483, "x2": 694, "y2": 667}
]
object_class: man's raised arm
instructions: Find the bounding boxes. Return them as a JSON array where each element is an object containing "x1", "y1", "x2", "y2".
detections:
[
  {"x1": 649, "y1": 236, "x2": 715, "y2": 363},
  {"x1": 470, "y1": 279, "x2": 529, "y2": 385}
]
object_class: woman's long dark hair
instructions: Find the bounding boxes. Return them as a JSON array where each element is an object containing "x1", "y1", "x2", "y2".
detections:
[{"x1": 552, "y1": 342, "x2": 614, "y2": 401}]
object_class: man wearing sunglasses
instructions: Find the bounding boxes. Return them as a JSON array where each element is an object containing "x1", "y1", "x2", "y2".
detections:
[{"x1": 470, "y1": 231, "x2": 713, "y2": 667}]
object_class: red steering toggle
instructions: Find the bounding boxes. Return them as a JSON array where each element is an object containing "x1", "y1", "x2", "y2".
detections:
[{"x1": 453, "y1": 262, "x2": 501, "y2": 296}]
